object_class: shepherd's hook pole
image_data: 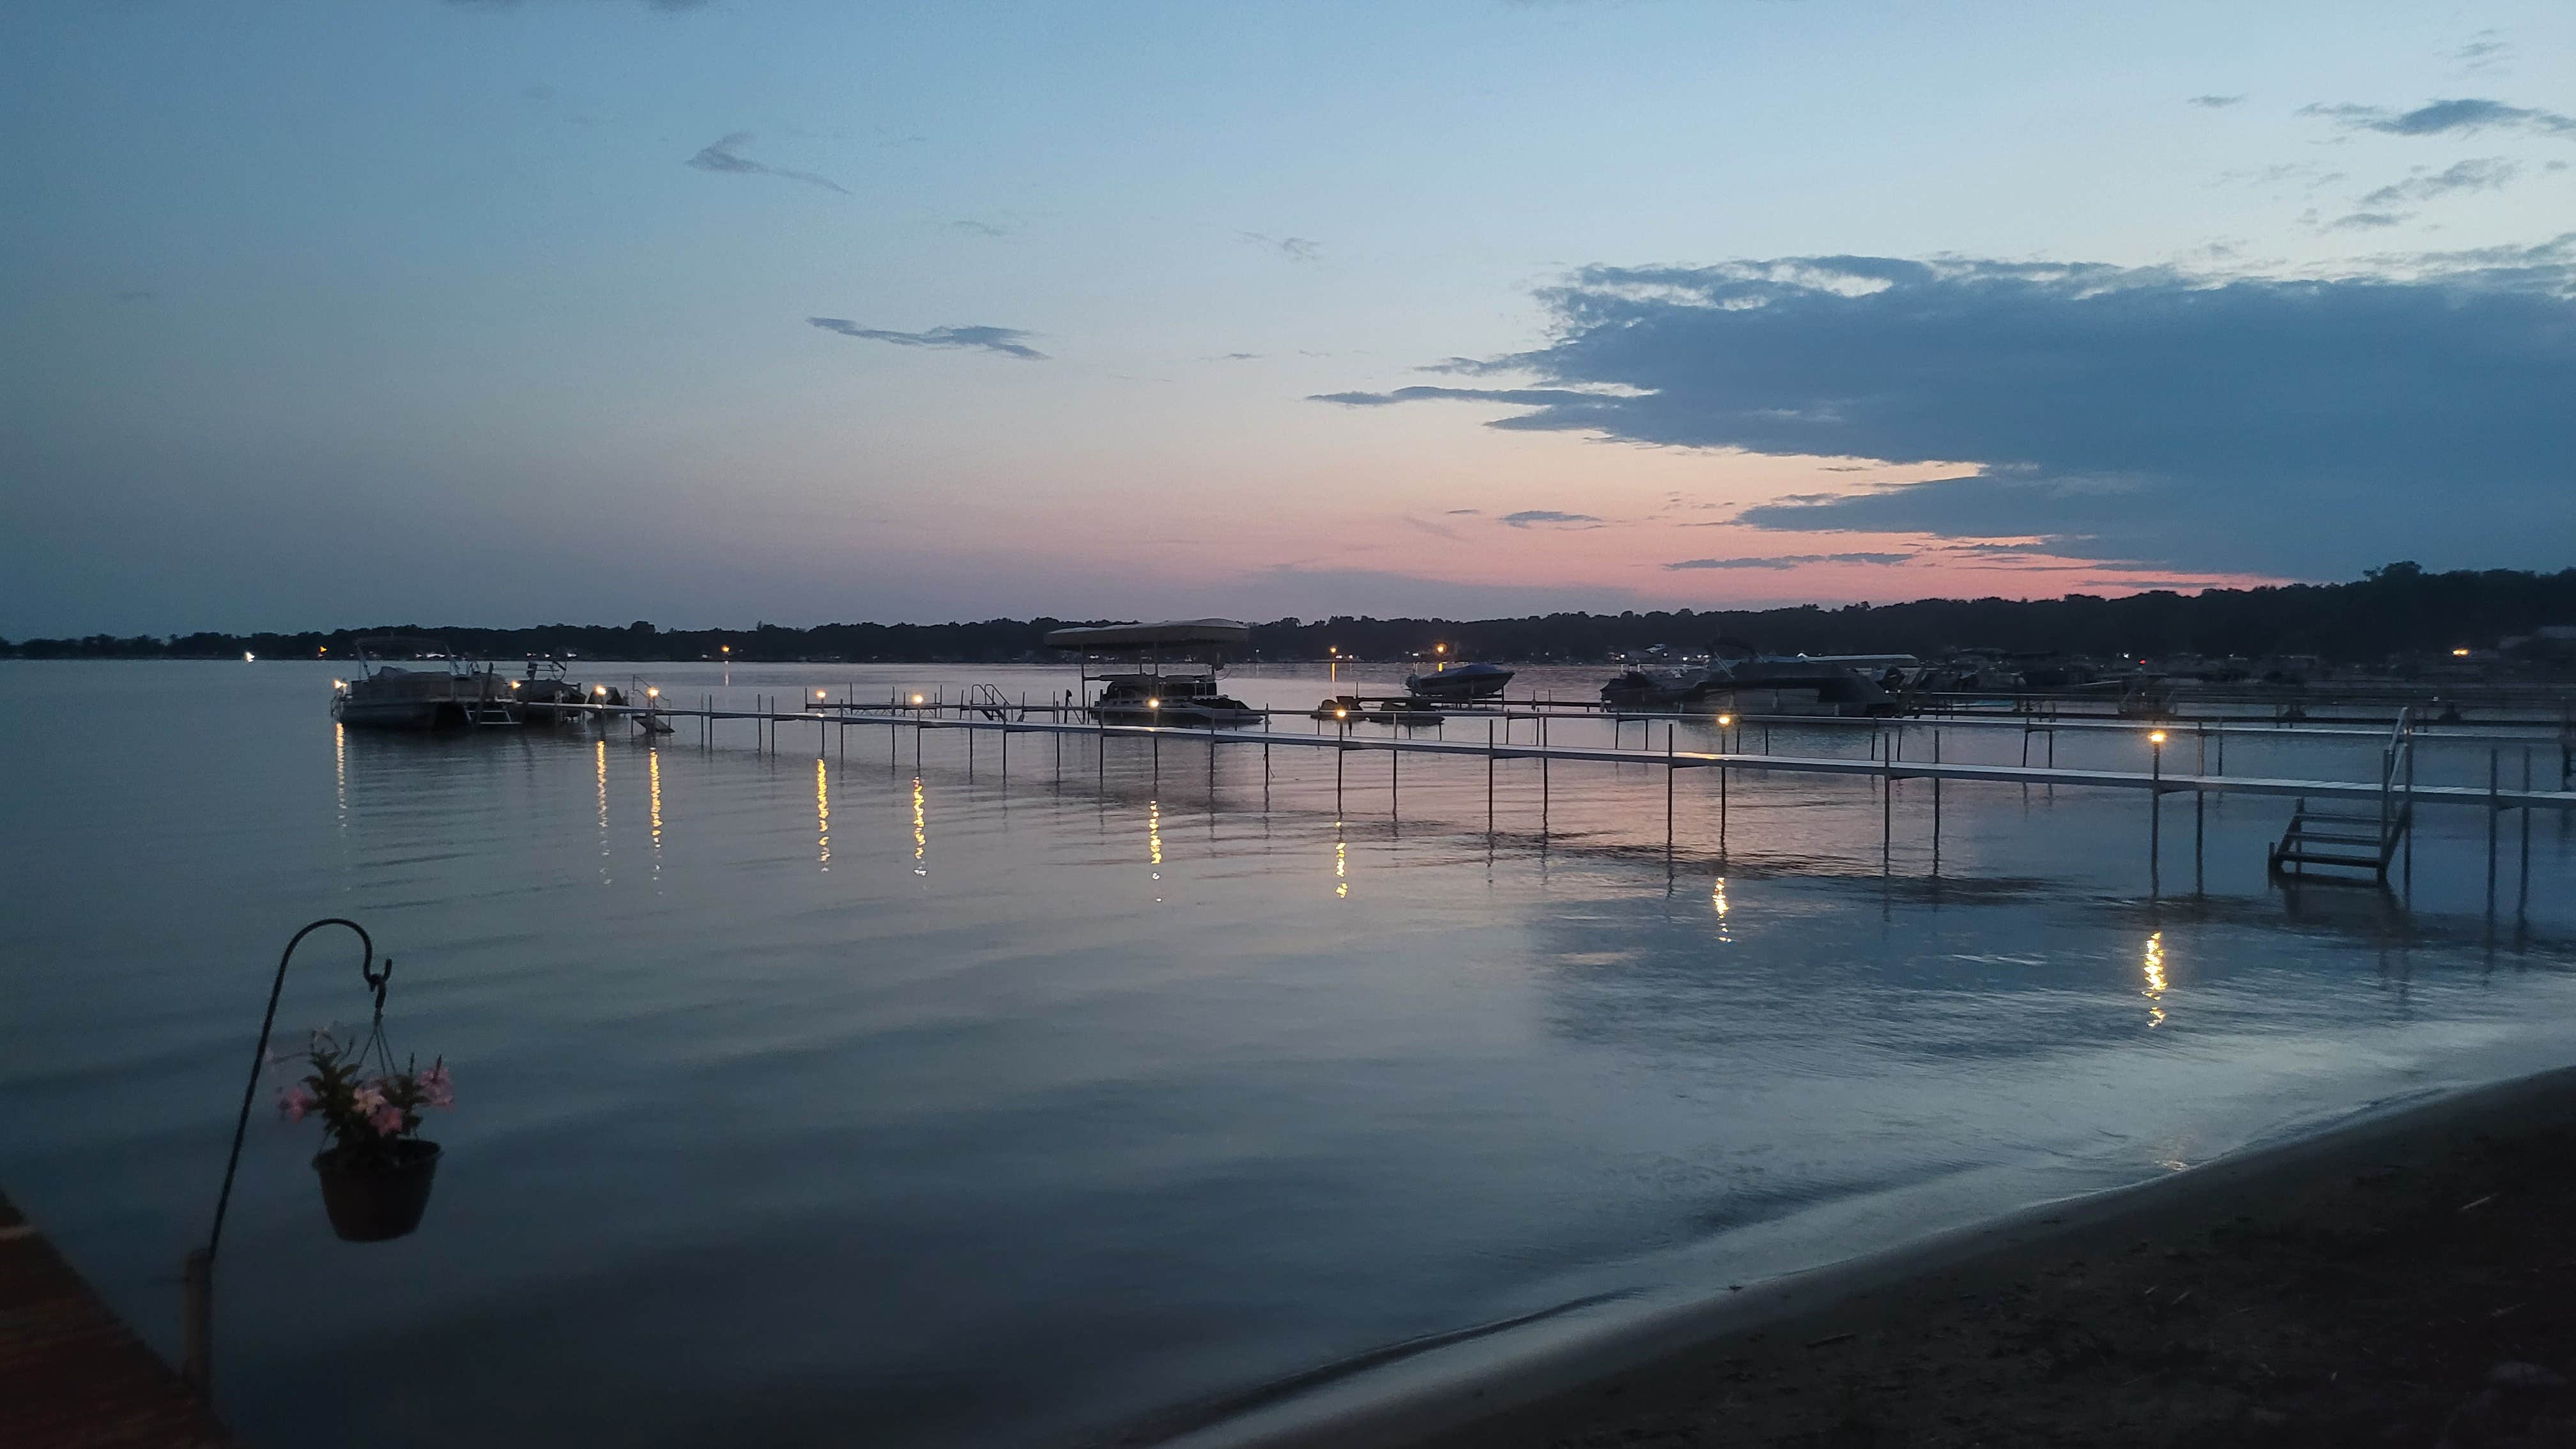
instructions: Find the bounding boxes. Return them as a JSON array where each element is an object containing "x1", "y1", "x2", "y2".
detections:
[{"x1": 186, "y1": 918, "x2": 380, "y2": 1400}]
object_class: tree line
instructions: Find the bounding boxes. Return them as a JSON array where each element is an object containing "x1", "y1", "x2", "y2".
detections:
[{"x1": 7, "y1": 564, "x2": 2572, "y2": 666}]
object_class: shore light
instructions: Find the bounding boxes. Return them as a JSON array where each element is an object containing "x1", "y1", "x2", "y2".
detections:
[
  {"x1": 331, "y1": 679, "x2": 344, "y2": 689},
  {"x1": 243, "y1": 652, "x2": 256, "y2": 663},
  {"x1": 2452, "y1": 647, "x2": 2471, "y2": 657}
]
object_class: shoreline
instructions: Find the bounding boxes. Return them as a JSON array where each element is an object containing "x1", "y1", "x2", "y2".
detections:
[{"x1": 1153, "y1": 1063, "x2": 2576, "y2": 1448}]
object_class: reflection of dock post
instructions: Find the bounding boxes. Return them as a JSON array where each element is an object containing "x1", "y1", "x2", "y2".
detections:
[{"x1": 1930, "y1": 730, "x2": 1942, "y2": 877}]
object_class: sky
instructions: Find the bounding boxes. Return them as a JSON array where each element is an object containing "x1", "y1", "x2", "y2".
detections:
[{"x1": 3, "y1": 0, "x2": 2572, "y2": 634}]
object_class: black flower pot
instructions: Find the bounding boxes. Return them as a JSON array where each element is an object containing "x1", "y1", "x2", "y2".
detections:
[{"x1": 312, "y1": 1140, "x2": 441, "y2": 1242}]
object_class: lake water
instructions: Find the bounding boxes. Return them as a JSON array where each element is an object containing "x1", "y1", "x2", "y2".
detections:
[{"x1": 4, "y1": 659, "x2": 2572, "y2": 1446}]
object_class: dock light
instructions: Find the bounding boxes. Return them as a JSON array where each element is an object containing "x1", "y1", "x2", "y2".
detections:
[
  {"x1": 911, "y1": 693, "x2": 924, "y2": 705},
  {"x1": 2452, "y1": 647, "x2": 2471, "y2": 657},
  {"x1": 815, "y1": 689, "x2": 827, "y2": 700},
  {"x1": 1148, "y1": 698, "x2": 1161, "y2": 710},
  {"x1": 2149, "y1": 730, "x2": 2167, "y2": 745},
  {"x1": 1717, "y1": 714, "x2": 1733, "y2": 727},
  {"x1": 1436, "y1": 643, "x2": 1446, "y2": 655},
  {"x1": 646, "y1": 687, "x2": 658, "y2": 698},
  {"x1": 331, "y1": 679, "x2": 344, "y2": 689},
  {"x1": 594, "y1": 685, "x2": 607, "y2": 696},
  {"x1": 721, "y1": 645, "x2": 730, "y2": 654},
  {"x1": 1335, "y1": 707, "x2": 1347, "y2": 719},
  {"x1": 243, "y1": 652, "x2": 256, "y2": 663}
]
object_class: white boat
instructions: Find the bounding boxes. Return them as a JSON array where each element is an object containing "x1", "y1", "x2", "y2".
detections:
[
  {"x1": 1045, "y1": 619, "x2": 1264, "y2": 728},
  {"x1": 332, "y1": 636, "x2": 518, "y2": 730}
]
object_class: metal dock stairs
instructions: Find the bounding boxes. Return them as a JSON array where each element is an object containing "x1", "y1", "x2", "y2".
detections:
[{"x1": 2269, "y1": 710, "x2": 2414, "y2": 885}]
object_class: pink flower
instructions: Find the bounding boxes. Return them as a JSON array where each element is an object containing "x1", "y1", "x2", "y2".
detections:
[
  {"x1": 367, "y1": 1103, "x2": 405, "y2": 1137},
  {"x1": 418, "y1": 1064, "x2": 454, "y2": 1109},
  {"x1": 350, "y1": 1084, "x2": 387, "y2": 1117},
  {"x1": 277, "y1": 1085, "x2": 316, "y2": 1123}
]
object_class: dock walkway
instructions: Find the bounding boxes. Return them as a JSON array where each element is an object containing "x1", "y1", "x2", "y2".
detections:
[{"x1": 0, "y1": 1193, "x2": 238, "y2": 1448}]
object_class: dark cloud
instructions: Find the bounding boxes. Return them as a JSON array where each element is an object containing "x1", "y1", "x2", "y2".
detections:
[
  {"x1": 1317, "y1": 247, "x2": 2576, "y2": 574},
  {"x1": 2359, "y1": 157, "x2": 2518, "y2": 208},
  {"x1": 1666, "y1": 553, "x2": 1912, "y2": 571},
  {"x1": 1444, "y1": 508, "x2": 1482, "y2": 515},
  {"x1": 2327, "y1": 210, "x2": 2407, "y2": 230},
  {"x1": 1239, "y1": 231, "x2": 1321, "y2": 262},
  {"x1": 2187, "y1": 94, "x2": 2247, "y2": 109},
  {"x1": 806, "y1": 318, "x2": 1047, "y2": 360},
  {"x1": 2453, "y1": 36, "x2": 2510, "y2": 72},
  {"x1": 684, "y1": 133, "x2": 849, "y2": 195},
  {"x1": 1499, "y1": 509, "x2": 1602, "y2": 529},
  {"x1": 2303, "y1": 98, "x2": 2576, "y2": 139}
]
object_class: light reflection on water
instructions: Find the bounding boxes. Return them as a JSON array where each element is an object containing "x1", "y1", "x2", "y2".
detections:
[{"x1": 0, "y1": 660, "x2": 2570, "y2": 1449}]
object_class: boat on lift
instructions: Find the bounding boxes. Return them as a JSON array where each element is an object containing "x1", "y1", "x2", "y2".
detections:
[
  {"x1": 1046, "y1": 618, "x2": 1264, "y2": 728},
  {"x1": 331, "y1": 636, "x2": 519, "y2": 730},
  {"x1": 1404, "y1": 660, "x2": 1513, "y2": 702}
]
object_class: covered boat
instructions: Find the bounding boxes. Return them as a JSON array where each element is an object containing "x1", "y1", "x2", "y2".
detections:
[
  {"x1": 1404, "y1": 661, "x2": 1512, "y2": 701},
  {"x1": 1046, "y1": 619, "x2": 1263, "y2": 728}
]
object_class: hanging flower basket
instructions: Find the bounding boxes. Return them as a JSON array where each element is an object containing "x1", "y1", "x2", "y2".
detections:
[
  {"x1": 279, "y1": 1030, "x2": 455, "y2": 1243},
  {"x1": 312, "y1": 1140, "x2": 442, "y2": 1243}
]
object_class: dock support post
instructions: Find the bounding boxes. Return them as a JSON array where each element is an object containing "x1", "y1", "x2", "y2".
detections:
[
  {"x1": 1336, "y1": 721, "x2": 1347, "y2": 817},
  {"x1": 2150, "y1": 738, "x2": 2163, "y2": 896},
  {"x1": 2195, "y1": 784, "x2": 2205, "y2": 895},
  {"x1": 1718, "y1": 756, "x2": 1728, "y2": 857},
  {"x1": 2521, "y1": 747, "x2": 2533, "y2": 928},
  {"x1": 2488, "y1": 749, "x2": 2501, "y2": 917},
  {"x1": 181, "y1": 1247, "x2": 211, "y2": 1396},
  {"x1": 1487, "y1": 719, "x2": 1497, "y2": 838},
  {"x1": 1882, "y1": 752, "x2": 1893, "y2": 873},
  {"x1": 1931, "y1": 730, "x2": 1942, "y2": 877},
  {"x1": 2403, "y1": 744, "x2": 2414, "y2": 895},
  {"x1": 1665, "y1": 724, "x2": 1675, "y2": 861}
]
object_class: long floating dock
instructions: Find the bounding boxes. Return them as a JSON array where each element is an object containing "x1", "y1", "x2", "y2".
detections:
[{"x1": 569, "y1": 703, "x2": 2576, "y2": 813}]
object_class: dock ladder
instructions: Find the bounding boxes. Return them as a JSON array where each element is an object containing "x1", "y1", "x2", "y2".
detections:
[
  {"x1": 2268, "y1": 708, "x2": 2412, "y2": 883},
  {"x1": 962, "y1": 684, "x2": 1015, "y2": 721}
]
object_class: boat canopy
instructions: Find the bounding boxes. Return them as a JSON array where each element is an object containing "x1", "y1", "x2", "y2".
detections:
[{"x1": 1043, "y1": 619, "x2": 1252, "y2": 655}]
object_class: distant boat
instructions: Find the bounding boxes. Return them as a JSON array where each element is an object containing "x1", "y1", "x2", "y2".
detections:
[
  {"x1": 1404, "y1": 661, "x2": 1512, "y2": 701},
  {"x1": 1600, "y1": 647, "x2": 1908, "y2": 717},
  {"x1": 332, "y1": 636, "x2": 517, "y2": 730}
]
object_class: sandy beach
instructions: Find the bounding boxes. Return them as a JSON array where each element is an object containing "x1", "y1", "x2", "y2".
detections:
[{"x1": 1183, "y1": 1064, "x2": 2576, "y2": 1449}]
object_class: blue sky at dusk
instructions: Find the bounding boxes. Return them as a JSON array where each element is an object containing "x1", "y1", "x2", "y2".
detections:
[{"x1": 3, "y1": 1, "x2": 2572, "y2": 634}]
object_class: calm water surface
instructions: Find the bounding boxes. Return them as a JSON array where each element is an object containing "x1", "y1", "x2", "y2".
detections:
[{"x1": 4, "y1": 660, "x2": 2572, "y2": 1446}]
